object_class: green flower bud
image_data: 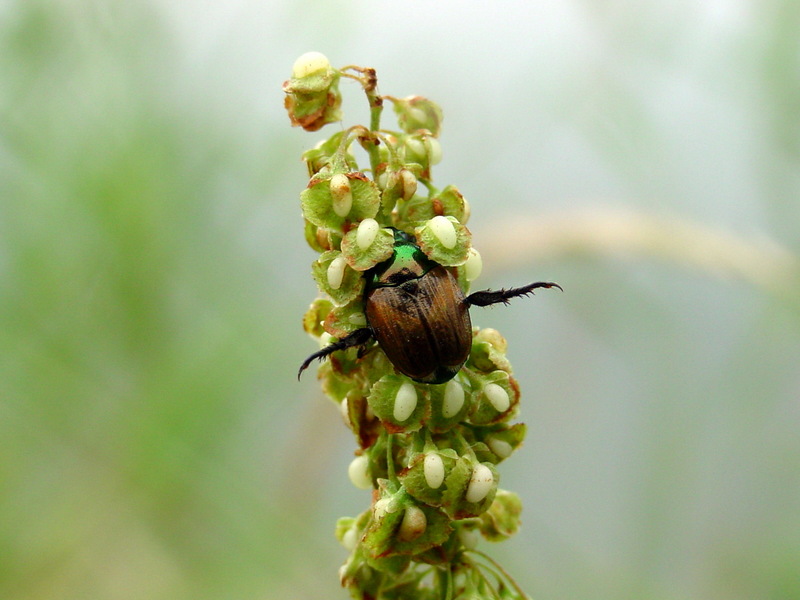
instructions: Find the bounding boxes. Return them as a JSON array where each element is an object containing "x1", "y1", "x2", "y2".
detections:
[
  {"x1": 283, "y1": 51, "x2": 343, "y2": 131},
  {"x1": 367, "y1": 375, "x2": 429, "y2": 433},
  {"x1": 397, "y1": 505, "x2": 427, "y2": 542},
  {"x1": 441, "y1": 456, "x2": 498, "y2": 519},
  {"x1": 401, "y1": 132, "x2": 440, "y2": 176},
  {"x1": 478, "y1": 489, "x2": 523, "y2": 542},
  {"x1": 362, "y1": 487, "x2": 452, "y2": 562},
  {"x1": 457, "y1": 524, "x2": 480, "y2": 551},
  {"x1": 302, "y1": 132, "x2": 358, "y2": 176},
  {"x1": 302, "y1": 298, "x2": 333, "y2": 338},
  {"x1": 323, "y1": 299, "x2": 369, "y2": 339},
  {"x1": 466, "y1": 371, "x2": 519, "y2": 426},
  {"x1": 468, "y1": 327, "x2": 512, "y2": 373},
  {"x1": 334, "y1": 515, "x2": 360, "y2": 548},
  {"x1": 378, "y1": 167, "x2": 419, "y2": 216},
  {"x1": 301, "y1": 172, "x2": 381, "y2": 232},
  {"x1": 393, "y1": 95, "x2": 444, "y2": 136},
  {"x1": 414, "y1": 216, "x2": 470, "y2": 266},
  {"x1": 340, "y1": 223, "x2": 394, "y2": 271},
  {"x1": 311, "y1": 251, "x2": 364, "y2": 305},
  {"x1": 432, "y1": 185, "x2": 468, "y2": 222},
  {"x1": 486, "y1": 437, "x2": 513, "y2": 460},
  {"x1": 400, "y1": 448, "x2": 457, "y2": 506},
  {"x1": 425, "y1": 136, "x2": 442, "y2": 165},
  {"x1": 304, "y1": 219, "x2": 344, "y2": 253}
]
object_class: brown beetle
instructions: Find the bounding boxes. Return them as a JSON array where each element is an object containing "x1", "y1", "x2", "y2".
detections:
[{"x1": 299, "y1": 229, "x2": 560, "y2": 383}]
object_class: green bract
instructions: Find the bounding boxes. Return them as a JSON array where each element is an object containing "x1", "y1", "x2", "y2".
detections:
[
  {"x1": 367, "y1": 375, "x2": 429, "y2": 433},
  {"x1": 441, "y1": 457, "x2": 499, "y2": 520},
  {"x1": 466, "y1": 370, "x2": 519, "y2": 426},
  {"x1": 396, "y1": 184, "x2": 468, "y2": 224},
  {"x1": 414, "y1": 216, "x2": 471, "y2": 266},
  {"x1": 301, "y1": 172, "x2": 381, "y2": 231},
  {"x1": 469, "y1": 327, "x2": 513, "y2": 373},
  {"x1": 340, "y1": 225, "x2": 394, "y2": 271},
  {"x1": 401, "y1": 449, "x2": 458, "y2": 506},
  {"x1": 323, "y1": 300, "x2": 368, "y2": 339},
  {"x1": 392, "y1": 96, "x2": 444, "y2": 136},
  {"x1": 426, "y1": 379, "x2": 472, "y2": 432}
]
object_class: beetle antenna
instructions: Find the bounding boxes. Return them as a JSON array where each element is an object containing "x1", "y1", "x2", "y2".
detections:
[
  {"x1": 464, "y1": 281, "x2": 562, "y2": 307},
  {"x1": 298, "y1": 327, "x2": 374, "y2": 380}
]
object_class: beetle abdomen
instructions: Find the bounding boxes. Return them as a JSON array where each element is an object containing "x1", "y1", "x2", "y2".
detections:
[{"x1": 366, "y1": 265, "x2": 472, "y2": 384}]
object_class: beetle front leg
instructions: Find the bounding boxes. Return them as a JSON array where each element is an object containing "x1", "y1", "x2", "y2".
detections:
[
  {"x1": 464, "y1": 281, "x2": 562, "y2": 307},
  {"x1": 298, "y1": 327, "x2": 374, "y2": 380}
]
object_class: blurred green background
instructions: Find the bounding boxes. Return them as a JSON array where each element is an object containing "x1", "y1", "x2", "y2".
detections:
[{"x1": 2, "y1": 1, "x2": 799, "y2": 599}]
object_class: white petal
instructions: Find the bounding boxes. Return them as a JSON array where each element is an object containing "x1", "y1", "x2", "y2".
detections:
[
  {"x1": 465, "y1": 464, "x2": 494, "y2": 503},
  {"x1": 428, "y1": 216, "x2": 457, "y2": 249},
  {"x1": 356, "y1": 218, "x2": 379, "y2": 250},
  {"x1": 292, "y1": 51, "x2": 330, "y2": 78},
  {"x1": 393, "y1": 382, "x2": 417, "y2": 422},
  {"x1": 423, "y1": 453, "x2": 445, "y2": 489},
  {"x1": 327, "y1": 256, "x2": 346, "y2": 290},
  {"x1": 442, "y1": 379, "x2": 465, "y2": 418},
  {"x1": 347, "y1": 455, "x2": 372, "y2": 490},
  {"x1": 484, "y1": 383, "x2": 510, "y2": 413}
]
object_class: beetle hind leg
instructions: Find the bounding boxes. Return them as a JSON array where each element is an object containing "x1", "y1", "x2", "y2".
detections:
[
  {"x1": 465, "y1": 281, "x2": 562, "y2": 307},
  {"x1": 297, "y1": 327, "x2": 373, "y2": 380}
]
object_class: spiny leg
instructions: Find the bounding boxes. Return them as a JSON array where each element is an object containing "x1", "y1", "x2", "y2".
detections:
[
  {"x1": 464, "y1": 281, "x2": 562, "y2": 307},
  {"x1": 298, "y1": 327, "x2": 373, "y2": 380}
]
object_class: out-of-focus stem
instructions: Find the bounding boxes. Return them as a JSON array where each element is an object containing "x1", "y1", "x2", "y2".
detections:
[{"x1": 481, "y1": 208, "x2": 800, "y2": 297}]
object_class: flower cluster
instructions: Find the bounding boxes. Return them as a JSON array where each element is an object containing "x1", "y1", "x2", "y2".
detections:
[{"x1": 285, "y1": 52, "x2": 532, "y2": 599}]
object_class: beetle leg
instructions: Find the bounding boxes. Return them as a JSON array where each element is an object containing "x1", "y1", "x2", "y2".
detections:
[
  {"x1": 297, "y1": 327, "x2": 374, "y2": 380},
  {"x1": 464, "y1": 281, "x2": 562, "y2": 307}
]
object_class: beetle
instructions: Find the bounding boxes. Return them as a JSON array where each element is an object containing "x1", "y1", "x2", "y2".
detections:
[{"x1": 298, "y1": 229, "x2": 561, "y2": 384}]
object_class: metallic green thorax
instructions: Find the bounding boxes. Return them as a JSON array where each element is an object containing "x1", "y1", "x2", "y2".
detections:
[{"x1": 368, "y1": 230, "x2": 437, "y2": 289}]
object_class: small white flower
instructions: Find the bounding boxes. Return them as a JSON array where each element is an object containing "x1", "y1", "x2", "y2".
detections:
[
  {"x1": 347, "y1": 455, "x2": 372, "y2": 490},
  {"x1": 326, "y1": 256, "x2": 347, "y2": 290},
  {"x1": 465, "y1": 463, "x2": 494, "y2": 503},
  {"x1": 393, "y1": 382, "x2": 417, "y2": 422},
  {"x1": 330, "y1": 173, "x2": 353, "y2": 217},
  {"x1": 486, "y1": 437, "x2": 513, "y2": 459},
  {"x1": 464, "y1": 247, "x2": 482, "y2": 282},
  {"x1": 428, "y1": 215, "x2": 457, "y2": 249},
  {"x1": 458, "y1": 527, "x2": 480, "y2": 550},
  {"x1": 423, "y1": 453, "x2": 445, "y2": 489},
  {"x1": 425, "y1": 137, "x2": 442, "y2": 165},
  {"x1": 341, "y1": 526, "x2": 359, "y2": 551},
  {"x1": 398, "y1": 505, "x2": 427, "y2": 541},
  {"x1": 484, "y1": 383, "x2": 510, "y2": 413},
  {"x1": 356, "y1": 218, "x2": 379, "y2": 250},
  {"x1": 373, "y1": 498, "x2": 391, "y2": 519},
  {"x1": 442, "y1": 379, "x2": 464, "y2": 418},
  {"x1": 399, "y1": 169, "x2": 418, "y2": 201},
  {"x1": 292, "y1": 51, "x2": 330, "y2": 79},
  {"x1": 339, "y1": 397, "x2": 350, "y2": 427},
  {"x1": 348, "y1": 312, "x2": 367, "y2": 326}
]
